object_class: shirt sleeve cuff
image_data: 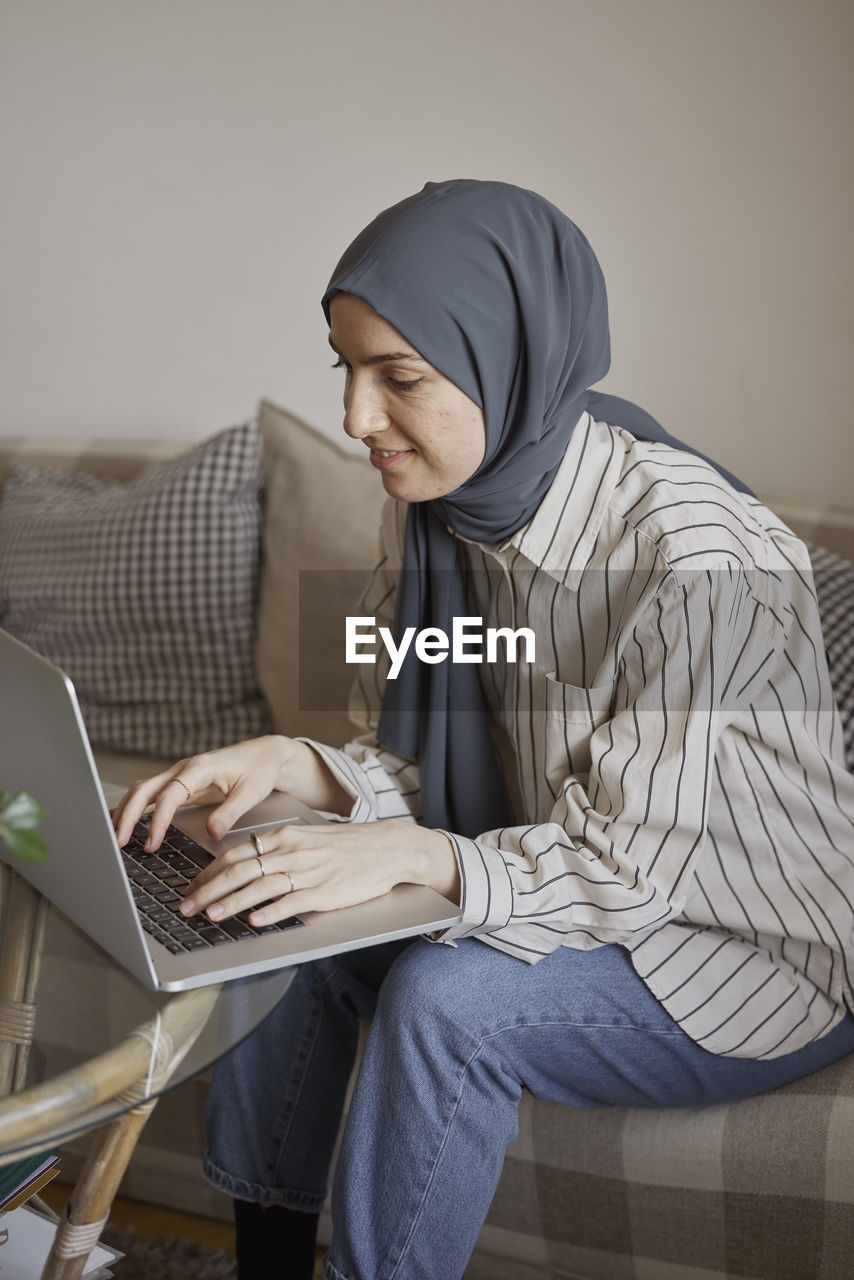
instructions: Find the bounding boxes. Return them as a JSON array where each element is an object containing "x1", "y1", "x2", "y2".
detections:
[
  {"x1": 425, "y1": 832, "x2": 514, "y2": 944},
  {"x1": 294, "y1": 738, "x2": 378, "y2": 824}
]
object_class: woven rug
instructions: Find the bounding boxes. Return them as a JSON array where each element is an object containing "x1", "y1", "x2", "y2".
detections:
[{"x1": 100, "y1": 1224, "x2": 237, "y2": 1279}]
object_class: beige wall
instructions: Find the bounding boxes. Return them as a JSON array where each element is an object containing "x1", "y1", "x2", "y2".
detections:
[{"x1": 1, "y1": 0, "x2": 852, "y2": 504}]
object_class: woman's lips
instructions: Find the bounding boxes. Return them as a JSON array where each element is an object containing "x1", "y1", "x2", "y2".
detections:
[{"x1": 369, "y1": 448, "x2": 415, "y2": 471}]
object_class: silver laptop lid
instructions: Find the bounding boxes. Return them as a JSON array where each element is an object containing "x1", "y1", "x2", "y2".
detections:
[{"x1": 0, "y1": 628, "x2": 160, "y2": 987}]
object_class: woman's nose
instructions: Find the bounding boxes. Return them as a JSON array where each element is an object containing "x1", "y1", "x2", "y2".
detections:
[{"x1": 342, "y1": 377, "x2": 389, "y2": 441}]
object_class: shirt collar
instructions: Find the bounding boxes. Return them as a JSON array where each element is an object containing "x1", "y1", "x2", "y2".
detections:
[
  {"x1": 508, "y1": 413, "x2": 627, "y2": 585},
  {"x1": 449, "y1": 414, "x2": 629, "y2": 588}
]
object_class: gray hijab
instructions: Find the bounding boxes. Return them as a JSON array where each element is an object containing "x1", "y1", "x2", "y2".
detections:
[{"x1": 323, "y1": 179, "x2": 750, "y2": 838}]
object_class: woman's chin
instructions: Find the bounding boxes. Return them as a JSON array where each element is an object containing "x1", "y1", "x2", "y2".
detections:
[{"x1": 379, "y1": 471, "x2": 434, "y2": 503}]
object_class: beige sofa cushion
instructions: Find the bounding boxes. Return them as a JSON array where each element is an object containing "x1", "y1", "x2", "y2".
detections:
[{"x1": 256, "y1": 400, "x2": 384, "y2": 747}]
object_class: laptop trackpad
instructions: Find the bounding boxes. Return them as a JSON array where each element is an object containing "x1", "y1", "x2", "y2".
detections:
[{"x1": 173, "y1": 791, "x2": 327, "y2": 854}]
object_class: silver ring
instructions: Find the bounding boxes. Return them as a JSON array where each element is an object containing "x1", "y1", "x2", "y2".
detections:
[
  {"x1": 172, "y1": 777, "x2": 192, "y2": 803},
  {"x1": 283, "y1": 870, "x2": 295, "y2": 895},
  {"x1": 250, "y1": 829, "x2": 264, "y2": 857}
]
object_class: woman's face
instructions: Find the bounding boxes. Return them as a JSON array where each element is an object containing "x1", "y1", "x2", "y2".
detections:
[{"x1": 328, "y1": 293, "x2": 486, "y2": 503}]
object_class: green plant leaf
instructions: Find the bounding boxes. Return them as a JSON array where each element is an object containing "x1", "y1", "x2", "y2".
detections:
[
  {"x1": 0, "y1": 789, "x2": 47, "y2": 830},
  {"x1": 0, "y1": 824, "x2": 47, "y2": 863}
]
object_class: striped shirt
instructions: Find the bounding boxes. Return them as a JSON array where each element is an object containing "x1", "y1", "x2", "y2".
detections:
[{"x1": 307, "y1": 414, "x2": 854, "y2": 1060}]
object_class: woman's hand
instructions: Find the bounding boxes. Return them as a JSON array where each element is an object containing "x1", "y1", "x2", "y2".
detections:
[
  {"x1": 180, "y1": 819, "x2": 461, "y2": 927},
  {"x1": 111, "y1": 735, "x2": 351, "y2": 852}
]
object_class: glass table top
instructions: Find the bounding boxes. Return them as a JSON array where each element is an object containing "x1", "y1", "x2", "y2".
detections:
[{"x1": 0, "y1": 907, "x2": 294, "y2": 1162}]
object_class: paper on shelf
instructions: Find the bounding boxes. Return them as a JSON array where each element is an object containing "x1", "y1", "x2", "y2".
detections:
[{"x1": 0, "y1": 1203, "x2": 123, "y2": 1277}]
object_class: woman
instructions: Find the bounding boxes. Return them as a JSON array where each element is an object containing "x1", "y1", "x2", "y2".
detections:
[{"x1": 113, "y1": 180, "x2": 854, "y2": 1280}]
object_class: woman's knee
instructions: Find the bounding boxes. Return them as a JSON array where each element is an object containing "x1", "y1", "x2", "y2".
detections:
[{"x1": 373, "y1": 939, "x2": 499, "y2": 1052}]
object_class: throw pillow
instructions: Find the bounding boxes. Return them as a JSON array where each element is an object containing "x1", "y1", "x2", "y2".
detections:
[
  {"x1": 0, "y1": 421, "x2": 272, "y2": 758},
  {"x1": 809, "y1": 542, "x2": 854, "y2": 771},
  {"x1": 255, "y1": 400, "x2": 385, "y2": 746}
]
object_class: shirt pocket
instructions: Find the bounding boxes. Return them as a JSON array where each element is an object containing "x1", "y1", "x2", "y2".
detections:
[{"x1": 543, "y1": 672, "x2": 616, "y2": 795}]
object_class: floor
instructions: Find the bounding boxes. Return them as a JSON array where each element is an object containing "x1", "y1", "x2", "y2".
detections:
[
  {"x1": 38, "y1": 1181, "x2": 326, "y2": 1272},
  {"x1": 39, "y1": 1180, "x2": 237, "y2": 1254}
]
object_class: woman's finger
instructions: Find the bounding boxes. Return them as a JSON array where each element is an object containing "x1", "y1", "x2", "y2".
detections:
[
  {"x1": 184, "y1": 839, "x2": 263, "y2": 896},
  {"x1": 112, "y1": 765, "x2": 192, "y2": 846},
  {"x1": 203, "y1": 784, "x2": 269, "y2": 842},
  {"x1": 244, "y1": 879, "x2": 318, "y2": 926},
  {"x1": 143, "y1": 766, "x2": 225, "y2": 850},
  {"x1": 183, "y1": 826, "x2": 322, "y2": 905},
  {"x1": 181, "y1": 830, "x2": 328, "y2": 920},
  {"x1": 181, "y1": 840, "x2": 282, "y2": 914},
  {"x1": 144, "y1": 779, "x2": 201, "y2": 850},
  {"x1": 113, "y1": 738, "x2": 294, "y2": 852},
  {"x1": 183, "y1": 856, "x2": 309, "y2": 922},
  {"x1": 111, "y1": 766, "x2": 176, "y2": 828}
]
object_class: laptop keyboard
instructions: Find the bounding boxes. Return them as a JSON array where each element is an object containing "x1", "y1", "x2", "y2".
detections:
[{"x1": 120, "y1": 812, "x2": 303, "y2": 955}]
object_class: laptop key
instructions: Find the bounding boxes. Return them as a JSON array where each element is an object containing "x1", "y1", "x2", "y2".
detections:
[
  {"x1": 139, "y1": 856, "x2": 170, "y2": 873},
  {"x1": 180, "y1": 843, "x2": 211, "y2": 868},
  {"x1": 164, "y1": 832, "x2": 195, "y2": 848},
  {"x1": 166, "y1": 921, "x2": 193, "y2": 938},
  {"x1": 195, "y1": 926, "x2": 233, "y2": 946},
  {"x1": 221, "y1": 919, "x2": 255, "y2": 940},
  {"x1": 149, "y1": 888, "x2": 183, "y2": 907},
  {"x1": 157, "y1": 850, "x2": 191, "y2": 867},
  {"x1": 171, "y1": 857, "x2": 201, "y2": 877},
  {"x1": 183, "y1": 916, "x2": 219, "y2": 935}
]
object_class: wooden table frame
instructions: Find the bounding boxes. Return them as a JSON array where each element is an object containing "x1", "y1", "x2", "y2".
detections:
[{"x1": 0, "y1": 863, "x2": 222, "y2": 1280}]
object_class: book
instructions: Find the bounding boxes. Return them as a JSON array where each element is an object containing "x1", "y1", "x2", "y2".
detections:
[{"x1": 0, "y1": 1153, "x2": 61, "y2": 1213}]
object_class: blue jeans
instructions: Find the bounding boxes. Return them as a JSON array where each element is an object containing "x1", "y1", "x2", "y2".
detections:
[{"x1": 203, "y1": 938, "x2": 854, "y2": 1280}]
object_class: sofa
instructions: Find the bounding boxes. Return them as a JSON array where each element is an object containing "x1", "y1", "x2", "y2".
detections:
[{"x1": 1, "y1": 401, "x2": 854, "y2": 1280}]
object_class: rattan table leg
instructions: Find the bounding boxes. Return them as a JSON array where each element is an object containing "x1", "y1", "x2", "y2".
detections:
[
  {"x1": 0, "y1": 871, "x2": 46, "y2": 1096},
  {"x1": 40, "y1": 1097, "x2": 157, "y2": 1280}
]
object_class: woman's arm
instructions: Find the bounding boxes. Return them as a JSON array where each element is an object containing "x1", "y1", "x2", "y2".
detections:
[{"x1": 429, "y1": 565, "x2": 782, "y2": 957}]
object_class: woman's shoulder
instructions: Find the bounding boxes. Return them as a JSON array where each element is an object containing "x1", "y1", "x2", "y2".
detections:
[{"x1": 602, "y1": 429, "x2": 795, "y2": 575}]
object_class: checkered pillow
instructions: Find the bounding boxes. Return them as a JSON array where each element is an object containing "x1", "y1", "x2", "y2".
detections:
[
  {"x1": 809, "y1": 542, "x2": 854, "y2": 770},
  {"x1": 0, "y1": 421, "x2": 272, "y2": 758}
]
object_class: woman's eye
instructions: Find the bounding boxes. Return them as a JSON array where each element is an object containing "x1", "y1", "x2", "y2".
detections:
[{"x1": 330, "y1": 360, "x2": 420, "y2": 392}]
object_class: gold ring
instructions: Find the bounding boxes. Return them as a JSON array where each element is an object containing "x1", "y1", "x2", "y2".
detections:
[
  {"x1": 172, "y1": 777, "x2": 192, "y2": 803},
  {"x1": 250, "y1": 829, "x2": 264, "y2": 857},
  {"x1": 256, "y1": 856, "x2": 267, "y2": 877},
  {"x1": 283, "y1": 870, "x2": 295, "y2": 895}
]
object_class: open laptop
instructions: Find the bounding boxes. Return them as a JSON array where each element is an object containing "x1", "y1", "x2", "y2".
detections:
[{"x1": 0, "y1": 629, "x2": 462, "y2": 991}]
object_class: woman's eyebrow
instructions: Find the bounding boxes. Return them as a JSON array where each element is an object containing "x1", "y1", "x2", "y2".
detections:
[{"x1": 327, "y1": 336, "x2": 427, "y2": 366}]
